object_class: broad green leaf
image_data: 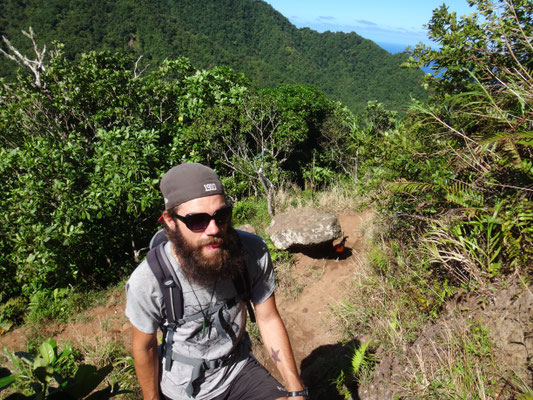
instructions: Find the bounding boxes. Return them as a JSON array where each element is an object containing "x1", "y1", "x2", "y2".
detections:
[
  {"x1": 56, "y1": 347, "x2": 73, "y2": 364},
  {"x1": 39, "y1": 339, "x2": 57, "y2": 365},
  {"x1": 63, "y1": 364, "x2": 113, "y2": 398},
  {"x1": 33, "y1": 365, "x2": 54, "y2": 384},
  {"x1": 0, "y1": 374, "x2": 15, "y2": 389}
]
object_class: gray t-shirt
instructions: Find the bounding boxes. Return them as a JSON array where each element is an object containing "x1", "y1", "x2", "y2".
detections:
[{"x1": 125, "y1": 230, "x2": 276, "y2": 400}]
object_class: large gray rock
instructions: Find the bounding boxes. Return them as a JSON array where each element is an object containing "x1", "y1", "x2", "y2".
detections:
[{"x1": 266, "y1": 209, "x2": 341, "y2": 250}]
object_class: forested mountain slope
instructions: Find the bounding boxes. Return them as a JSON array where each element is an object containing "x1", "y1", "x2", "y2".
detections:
[{"x1": 0, "y1": 0, "x2": 426, "y2": 112}]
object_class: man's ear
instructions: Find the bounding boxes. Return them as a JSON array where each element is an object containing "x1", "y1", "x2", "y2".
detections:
[{"x1": 162, "y1": 210, "x2": 177, "y2": 231}]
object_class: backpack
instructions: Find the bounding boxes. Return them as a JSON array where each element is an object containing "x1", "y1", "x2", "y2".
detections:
[{"x1": 146, "y1": 229, "x2": 256, "y2": 398}]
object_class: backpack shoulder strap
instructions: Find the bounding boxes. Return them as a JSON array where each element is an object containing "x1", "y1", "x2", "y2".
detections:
[
  {"x1": 146, "y1": 243, "x2": 184, "y2": 324},
  {"x1": 233, "y1": 266, "x2": 256, "y2": 322},
  {"x1": 146, "y1": 243, "x2": 185, "y2": 371},
  {"x1": 149, "y1": 228, "x2": 168, "y2": 250}
]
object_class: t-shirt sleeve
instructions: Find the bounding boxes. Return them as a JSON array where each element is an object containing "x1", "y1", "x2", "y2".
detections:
[
  {"x1": 238, "y1": 231, "x2": 276, "y2": 305},
  {"x1": 125, "y1": 260, "x2": 164, "y2": 334}
]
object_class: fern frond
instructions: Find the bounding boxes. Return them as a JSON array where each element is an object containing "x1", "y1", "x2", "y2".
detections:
[
  {"x1": 443, "y1": 182, "x2": 485, "y2": 208},
  {"x1": 519, "y1": 159, "x2": 533, "y2": 177},
  {"x1": 351, "y1": 340, "x2": 372, "y2": 377},
  {"x1": 517, "y1": 138, "x2": 533, "y2": 147},
  {"x1": 483, "y1": 130, "x2": 533, "y2": 142},
  {"x1": 386, "y1": 181, "x2": 435, "y2": 194},
  {"x1": 483, "y1": 130, "x2": 533, "y2": 156}
]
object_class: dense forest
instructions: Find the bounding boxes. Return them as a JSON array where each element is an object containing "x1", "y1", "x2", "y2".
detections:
[
  {"x1": 0, "y1": 0, "x2": 531, "y2": 398},
  {"x1": 0, "y1": 0, "x2": 426, "y2": 112}
]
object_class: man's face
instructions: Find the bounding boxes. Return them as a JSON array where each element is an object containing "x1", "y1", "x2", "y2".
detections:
[
  {"x1": 168, "y1": 194, "x2": 228, "y2": 259},
  {"x1": 163, "y1": 194, "x2": 245, "y2": 286}
]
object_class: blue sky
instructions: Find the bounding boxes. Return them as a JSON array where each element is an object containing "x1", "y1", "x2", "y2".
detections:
[{"x1": 264, "y1": 0, "x2": 476, "y2": 52}]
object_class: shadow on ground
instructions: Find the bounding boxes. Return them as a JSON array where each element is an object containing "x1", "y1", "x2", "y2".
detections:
[
  {"x1": 300, "y1": 338, "x2": 361, "y2": 400},
  {"x1": 290, "y1": 243, "x2": 353, "y2": 261}
]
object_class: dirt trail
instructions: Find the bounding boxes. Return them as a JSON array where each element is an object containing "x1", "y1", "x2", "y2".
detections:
[
  {"x1": 256, "y1": 211, "x2": 373, "y2": 398},
  {"x1": 260, "y1": 213, "x2": 369, "y2": 359},
  {"x1": 1, "y1": 211, "x2": 373, "y2": 399}
]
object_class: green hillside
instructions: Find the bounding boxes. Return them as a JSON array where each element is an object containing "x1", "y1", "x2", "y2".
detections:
[{"x1": 0, "y1": 0, "x2": 426, "y2": 112}]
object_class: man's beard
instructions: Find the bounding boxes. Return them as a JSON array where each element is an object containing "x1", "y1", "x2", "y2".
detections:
[{"x1": 166, "y1": 224, "x2": 246, "y2": 287}]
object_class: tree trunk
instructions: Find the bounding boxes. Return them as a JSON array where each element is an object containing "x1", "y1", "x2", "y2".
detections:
[
  {"x1": 353, "y1": 148, "x2": 359, "y2": 183},
  {"x1": 257, "y1": 170, "x2": 275, "y2": 216}
]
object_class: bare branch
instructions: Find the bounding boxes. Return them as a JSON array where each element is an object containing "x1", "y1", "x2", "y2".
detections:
[
  {"x1": 133, "y1": 55, "x2": 149, "y2": 79},
  {"x1": 1, "y1": 27, "x2": 47, "y2": 88}
]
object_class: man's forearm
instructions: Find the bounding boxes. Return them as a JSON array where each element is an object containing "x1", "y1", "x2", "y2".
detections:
[
  {"x1": 132, "y1": 329, "x2": 160, "y2": 400},
  {"x1": 254, "y1": 295, "x2": 306, "y2": 399},
  {"x1": 258, "y1": 315, "x2": 304, "y2": 392}
]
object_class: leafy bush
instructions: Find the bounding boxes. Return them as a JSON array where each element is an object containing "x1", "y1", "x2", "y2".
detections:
[
  {"x1": 25, "y1": 288, "x2": 94, "y2": 325},
  {"x1": 0, "y1": 297, "x2": 28, "y2": 333},
  {"x1": 383, "y1": 0, "x2": 533, "y2": 282},
  {"x1": 232, "y1": 197, "x2": 269, "y2": 228},
  {"x1": 1, "y1": 339, "x2": 125, "y2": 399},
  {"x1": 331, "y1": 1, "x2": 531, "y2": 397},
  {"x1": 0, "y1": 45, "x2": 250, "y2": 305}
]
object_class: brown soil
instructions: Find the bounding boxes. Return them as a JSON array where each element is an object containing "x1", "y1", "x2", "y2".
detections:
[
  {"x1": 0, "y1": 290, "x2": 133, "y2": 359},
  {"x1": 254, "y1": 211, "x2": 374, "y2": 399}
]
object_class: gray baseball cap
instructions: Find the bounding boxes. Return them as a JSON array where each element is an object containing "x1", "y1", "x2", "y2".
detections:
[{"x1": 160, "y1": 163, "x2": 224, "y2": 210}]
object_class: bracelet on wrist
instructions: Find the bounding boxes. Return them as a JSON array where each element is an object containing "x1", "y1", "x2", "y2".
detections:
[{"x1": 286, "y1": 387, "x2": 309, "y2": 398}]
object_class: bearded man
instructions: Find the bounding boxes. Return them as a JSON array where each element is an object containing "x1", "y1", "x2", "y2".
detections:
[{"x1": 125, "y1": 163, "x2": 307, "y2": 400}]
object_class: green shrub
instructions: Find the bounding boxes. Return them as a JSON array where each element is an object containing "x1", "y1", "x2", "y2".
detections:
[
  {"x1": 1, "y1": 339, "x2": 125, "y2": 399},
  {"x1": 0, "y1": 47, "x2": 251, "y2": 305},
  {"x1": 25, "y1": 288, "x2": 95, "y2": 325},
  {"x1": 232, "y1": 197, "x2": 269, "y2": 228}
]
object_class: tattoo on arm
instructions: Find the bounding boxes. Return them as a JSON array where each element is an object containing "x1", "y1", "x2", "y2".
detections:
[{"x1": 270, "y1": 347, "x2": 281, "y2": 363}]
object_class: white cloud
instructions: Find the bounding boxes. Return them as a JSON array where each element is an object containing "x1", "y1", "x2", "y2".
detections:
[
  {"x1": 356, "y1": 20, "x2": 378, "y2": 26},
  {"x1": 290, "y1": 17, "x2": 430, "y2": 46}
]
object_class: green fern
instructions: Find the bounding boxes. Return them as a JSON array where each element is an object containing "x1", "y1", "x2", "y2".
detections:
[
  {"x1": 333, "y1": 340, "x2": 373, "y2": 400},
  {"x1": 351, "y1": 340, "x2": 372, "y2": 377},
  {"x1": 502, "y1": 198, "x2": 533, "y2": 266},
  {"x1": 444, "y1": 182, "x2": 484, "y2": 208},
  {"x1": 335, "y1": 370, "x2": 352, "y2": 400},
  {"x1": 520, "y1": 159, "x2": 533, "y2": 177},
  {"x1": 386, "y1": 181, "x2": 435, "y2": 194},
  {"x1": 482, "y1": 130, "x2": 533, "y2": 170},
  {"x1": 368, "y1": 246, "x2": 390, "y2": 272},
  {"x1": 483, "y1": 130, "x2": 533, "y2": 146},
  {"x1": 423, "y1": 196, "x2": 532, "y2": 282}
]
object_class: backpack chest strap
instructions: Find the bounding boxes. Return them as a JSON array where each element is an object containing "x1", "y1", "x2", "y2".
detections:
[
  {"x1": 174, "y1": 297, "x2": 240, "y2": 340},
  {"x1": 163, "y1": 298, "x2": 242, "y2": 372}
]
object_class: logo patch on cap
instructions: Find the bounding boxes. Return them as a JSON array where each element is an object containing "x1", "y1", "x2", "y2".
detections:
[{"x1": 204, "y1": 183, "x2": 217, "y2": 192}]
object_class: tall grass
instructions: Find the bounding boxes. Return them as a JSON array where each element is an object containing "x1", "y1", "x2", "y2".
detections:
[
  {"x1": 402, "y1": 320, "x2": 532, "y2": 399},
  {"x1": 274, "y1": 179, "x2": 365, "y2": 214}
]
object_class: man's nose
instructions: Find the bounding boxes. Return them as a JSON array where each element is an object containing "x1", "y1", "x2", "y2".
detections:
[{"x1": 204, "y1": 218, "x2": 220, "y2": 235}]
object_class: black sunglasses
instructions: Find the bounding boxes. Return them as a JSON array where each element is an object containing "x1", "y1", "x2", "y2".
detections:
[{"x1": 174, "y1": 205, "x2": 233, "y2": 232}]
